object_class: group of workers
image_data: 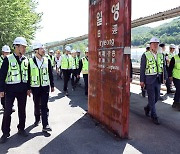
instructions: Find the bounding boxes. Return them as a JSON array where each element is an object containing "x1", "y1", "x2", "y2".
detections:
[
  {"x1": 140, "y1": 37, "x2": 180, "y2": 125},
  {"x1": 46, "y1": 46, "x2": 89, "y2": 96},
  {"x1": 0, "y1": 36, "x2": 89, "y2": 144},
  {"x1": 0, "y1": 35, "x2": 179, "y2": 143}
]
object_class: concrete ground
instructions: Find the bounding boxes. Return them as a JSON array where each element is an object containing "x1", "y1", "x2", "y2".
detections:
[{"x1": 0, "y1": 73, "x2": 180, "y2": 154}]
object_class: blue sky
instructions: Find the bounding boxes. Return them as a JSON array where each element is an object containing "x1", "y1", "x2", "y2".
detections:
[{"x1": 35, "y1": 0, "x2": 180, "y2": 43}]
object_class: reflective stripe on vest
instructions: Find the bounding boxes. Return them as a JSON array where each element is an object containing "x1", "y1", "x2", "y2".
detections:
[
  {"x1": 6, "y1": 54, "x2": 28, "y2": 84},
  {"x1": 29, "y1": 57, "x2": 50, "y2": 87},
  {"x1": 173, "y1": 55, "x2": 180, "y2": 79},
  {"x1": 0, "y1": 56, "x2": 3, "y2": 68},
  {"x1": 145, "y1": 51, "x2": 164, "y2": 75},
  {"x1": 61, "y1": 54, "x2": 72, "y2": 69},
  {"x1": 82, "y1": 57, "x2": 88, "y2": 74}
]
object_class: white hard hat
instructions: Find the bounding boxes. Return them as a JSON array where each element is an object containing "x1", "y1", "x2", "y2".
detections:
[
  {"x1": 33, "y1": 42, "x2": 43, "y2": 50},
  {"x1": 169, "y1": 44, "x2": 176, "y2": 49},
  {"x1": 65, "y1": 46, "x2": 71, "y2": 52},
  {"x1": 2, "y1": 45, "x2": 11, "y2": 53},
  {"x1": 85, "y1": 47, "x2": 88, "y2": 52},
  {"x1": 13, "y1": 37, "x2": 27, "y2": 46},
  {"x1": 146, "y1": 44, "x2": 150, "y2": 48},
  {"x1": 76, "y1": 49, "x2": 81, "y2": 53},
  {"x1": 150, "y1": 37, "x2": 160, "y2": 43},
  {"x1": 49, "y1": 50, "x2": 54, "y2": 53},
  {"x1": 71, "y1": 49, "x2": 76, "y2": 53}
]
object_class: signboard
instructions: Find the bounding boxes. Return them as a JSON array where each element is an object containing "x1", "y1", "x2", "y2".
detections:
[{"x1": 89, "y1": 0, "x2": 131, "y2": 138}]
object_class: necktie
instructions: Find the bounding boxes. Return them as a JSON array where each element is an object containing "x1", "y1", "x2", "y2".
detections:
[
  {"x1": 67, "y1": 56, "x2": 69, "y2": 69},
  {"x1": 74, "y1": 57, "x2": 76, "y2": 69}
]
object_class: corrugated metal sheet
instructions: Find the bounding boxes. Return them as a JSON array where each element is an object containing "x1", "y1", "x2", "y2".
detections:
[{"x1": 88, "y1": 0, "x2": 131, "y2": 138}]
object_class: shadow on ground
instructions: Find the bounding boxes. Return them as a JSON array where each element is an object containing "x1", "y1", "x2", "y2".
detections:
[{"x1": 39, "y1": 92, "x2": 180, "y2": 154}]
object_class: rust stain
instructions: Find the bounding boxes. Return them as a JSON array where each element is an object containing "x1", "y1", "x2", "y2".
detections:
[{"x1": 88, "y1": 0, "x2": 131, "y2": 138}]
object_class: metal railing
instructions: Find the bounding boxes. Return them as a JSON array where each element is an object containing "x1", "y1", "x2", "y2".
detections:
[
  {"x1": 26, "y1": 6, "x2": 180, "y2": 57},
  {"x1": 45, "y1": 6, "x2": 180, "y2": 50}
]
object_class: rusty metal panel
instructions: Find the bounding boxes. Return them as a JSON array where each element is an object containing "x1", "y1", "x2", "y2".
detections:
[{"x1": 88, "y1": 0, "x2": 131, "y2": 138}]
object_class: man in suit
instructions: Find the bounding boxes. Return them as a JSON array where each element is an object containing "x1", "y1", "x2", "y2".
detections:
[
  {"x1": 169, "y1": 45, "x2": 180, "y2": 110},
  {"x1": 28, "y1": 42, "x2": 54, "y2": 132},
  {"x1": 0, "y1": 45, "x2": 11, "y2": 111},
  {"x1": 0, "y1": 37, "x2": 29, "y2": 143},
  {"x1": 60, "y1": 46, "x2": 73, "y2": 96},
  {"x1": 140, "y1": 37, "x2": 167, "y2": 125},
  {"x1": 78, "y1": 47, "x2": 89, "y2": 96}
]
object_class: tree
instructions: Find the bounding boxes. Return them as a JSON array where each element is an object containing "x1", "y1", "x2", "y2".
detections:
[
  {"x1": 132, "y1": 18, "x2": 180, "y2": 46},
  {"x1": 0, "y1": 0, "x2": 42, "y2": 53}
]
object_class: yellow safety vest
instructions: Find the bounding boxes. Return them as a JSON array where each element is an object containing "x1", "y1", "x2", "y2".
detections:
[
  {"x1": 61, "y1": 54, "x2": 73, "y2": 69},
  {"x1": 6, "y1": 54, "x2": 28, "y2": 84},
  {"x1": 168, "y1": 53, "x2": 174, "y2": 61},
  {"x1": 0, "y1": 56, "x2": 4, "y2": 68},
  {"x1": 81, "y1": 57, "x2": 88, "y2": 74},
  {"x1": 173, "y1": 55, "x2": 180, "y2": 79},
  {"x1": 72, "y1": 56, "x2": 79, "y2": 69},
  {"x1": 145, "y1": 51, "x2": 164, "y2": 75},
  {"x1": 47, "y1": 55, "x2": 55, "y2": 67},
  {"x1": 29, "y1": 57, "x2": 50, "y2": 87}
]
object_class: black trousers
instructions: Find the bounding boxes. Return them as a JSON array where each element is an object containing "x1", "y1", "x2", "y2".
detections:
[
  {"x1": 62, "y1": 69, "x2": 71, "y2": 91},
  {"x1": 165, "y1": 77, "x2": 172, "y2": 92},
  {"x1": 71, "y1": 69, "x2": 78, "y2": 88},
  {"x1": 59, "y1": 67, "x2": 63, "y2": 79},
  {"x1": 32, "y1": 88, "x2": 49, "y2": 128},
  {"x1": 1, "y1": 97, "x2": 5, "y2": 109},
  {"x1": 83, "y1": 74, "x2": 88, "y2": 95},
  {"x1": 1, "y1": 91, "x2": 27, "y2": 135},
  {"x1": 173, "y1": 78, "x2": 180, "y2": 103}
]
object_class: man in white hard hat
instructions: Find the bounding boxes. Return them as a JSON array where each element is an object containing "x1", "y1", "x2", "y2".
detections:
[
  {"x1": 28, "y1": 42, "x2": 54, "y2": 131},
  {"x1": 60, "y1": 46, "x2": 73, "y2": 96},
  {"x1": 146, "y1": 44, "x2": 150, "y2": 51},
  {"x1": 0, "y1": 45, "x2": 11, "y2": 111},
  {"x1": 0, "y1": 45, "x2": 11, "y2": 68},
  {"x1": 47, "y1": 50, "x2": 55, "y2": 68},
  {"x1": 71, "y1": 49, "x2": 79, "y2": 90},
  {"x1": 76, "y1": 49, "x2": 81, "y2": 59},
  {"x1": 75, "y1": 49, "x2": 81, "y2": 85},
  {"x1": 140, "y1": 37, "x2": 167, "y2": 125},
  {"x1": 164, "y1": 44, "x2": 176, "y2": 94},
  {"x1": 78, "y1": 47, "x2": 89, "y2": 96},
  {"x1": 55, "y1": 50, "x2": 62, "y2": 79},
  {"x1": 169, "y1": 45, "x2": 180, "y2": 111},
  {"x1": 0, "y1": 37, "x2": 29, "y2": 143}
]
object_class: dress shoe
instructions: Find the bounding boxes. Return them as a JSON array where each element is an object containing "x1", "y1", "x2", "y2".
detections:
[
  {"x1": 17, "y1": 130, "x2": 28, "y2": 137},
  {"x1": 151, "y1": 117, "x2": 160, "y2": 125},
  {"x1": 33, "y1": 121, "x2": 41, "y2": 127},
  {"x1": 42, "y1": 125, "x2": 52, "y2": 132},
  {"x1": 144, "y1": 107, "x2": 150, "y2": 117},
  {"x1": 0, "y1": 134, "x2": 10, "y2": 144},
  {"x1": 172, "y1": 102, "x2": 178, "y2": 108}
]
